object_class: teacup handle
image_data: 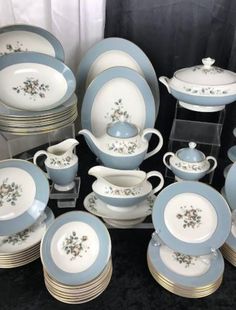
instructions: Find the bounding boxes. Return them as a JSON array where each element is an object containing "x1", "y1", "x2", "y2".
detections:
[
  {"x1": 163, "y1": 152, "x2": 175, "y2": 170},
  {"x1": 33, "y1": 150, "x2": 49, "y2": 179},
  {"x1": 146, "y1": 171, "x2": 164, "y2": 195},
  {"x1": 142, "y1": 128, "x2": 163, "y2": 160},
  {"x1": 205, "y1": 156, "x2": 217, "y2": 174}
]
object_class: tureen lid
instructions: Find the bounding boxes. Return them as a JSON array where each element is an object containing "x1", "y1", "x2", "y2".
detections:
[
  {"x1": 177, "y1": 142, "x2": 205, "y2": 162},
  {"x1": 106, "y1": 119, "x2": 138, "y2": 138},
  {"x1": 174, "y1": 57, "x2": 236, "y2": 86}
]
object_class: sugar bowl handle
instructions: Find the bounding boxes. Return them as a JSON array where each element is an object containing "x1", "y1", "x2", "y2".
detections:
[
  {"x1": 146, "y1": 171, "x2": 164, "y2": 195},
  {"x1": 142, "y1": 128, "x2": 163, "y2": 160},
  {"x1": 163, "y1": 152, "x2": 175, "y2": 170},
  {"x1": 206, "y1": 156, "x2": 217, "y2": 174}
]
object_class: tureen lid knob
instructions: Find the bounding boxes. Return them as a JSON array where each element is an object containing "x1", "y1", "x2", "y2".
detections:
[{"x1": 202, "y1": 57, "x2": 215, "y2": 69}]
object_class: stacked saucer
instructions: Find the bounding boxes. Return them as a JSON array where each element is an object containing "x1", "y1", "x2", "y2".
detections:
[
  {"x1": 84, "y1": 192, "x2": 155, "y2": 228},
  {"x1": 40, "y1": 211, "x2": 112, "y2": 304},
  {"x1": 0, "y1": 207, "x2": 54, "y2": 268},
  {"x1": 149, "y1": 181, "x2": 231, "y2": 298}
]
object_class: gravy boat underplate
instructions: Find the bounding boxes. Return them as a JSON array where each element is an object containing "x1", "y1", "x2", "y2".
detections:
[{"x1": 89, "y1": 166, "x2": 164, "y2": 208}]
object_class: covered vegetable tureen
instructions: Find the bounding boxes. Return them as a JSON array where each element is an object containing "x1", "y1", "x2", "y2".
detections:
[
  {"x1": 159, "y1": 57, "x2": 236, "y2": 111},
  {"x1": 163, "y1": 142, "x2": 217, "y2": 181}
]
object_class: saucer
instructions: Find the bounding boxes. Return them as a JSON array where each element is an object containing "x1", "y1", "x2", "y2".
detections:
[
  {"x1": 83, "y1": 192, "x2": 155, "y2": 220},
  {"x1": 227, "y1": 146, "x2": 236, "y2": 162},
  {"x1": 103, "y1": 217, "x2": 146, "y2": 228}
]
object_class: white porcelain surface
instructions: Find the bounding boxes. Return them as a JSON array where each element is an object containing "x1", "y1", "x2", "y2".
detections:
[
  {"x1": 0, "y1": 31, "x2": 55, "y2": 57},
  {"x1": 0, "y1": 167, "x2": 36, "y2": 220},
  {"x1": 179, "y1": 101, "x2": 225, "y2": 112},
  {"x1": 50, "y1": 221, "x2": 99, "y2": 274},
  {"x1": 0, "y1": 63, "x2": 67, "y2": 111},
  {"x1": 159, "y1": 245, "x2": 211, "y2": 277},
  {"x1": 86, "y1": 50, "x2": 143, "y2": 87},
  {"x1": 164, "y1": 193, "x2": 217, "y2": 243},
  {"x1": 232, "y1": 223, "x2": 236, "y2": 238}
]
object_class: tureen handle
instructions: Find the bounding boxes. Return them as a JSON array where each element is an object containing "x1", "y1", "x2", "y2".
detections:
[
  {"x1": 33, "y1": 150, "x2": 49, "y2": 179},
  {"x1": 159, "y1": 76, "x2": 171, "y2": 93},
  {"x1": 205, "y1": 156, "x2": 217, "y2": 174},
  {"x1": 146, "y1": 171, "x2": 164, "y2": 195},
  {"x1": 163, "y1": 152, "x2": 175, "y2": 170},
  {"x1": 142, "y1": 128, "x2": 163, "y2": 160}
]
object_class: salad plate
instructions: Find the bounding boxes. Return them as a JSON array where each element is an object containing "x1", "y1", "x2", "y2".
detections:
[
  {"x1": 81, "y1": 66, "x2": 156, "y2": 138},
  {"x1": 76, "y1": 37, "x2": 159, "y2": 117},
  {"x1": 0, "y1": 159, "x2": 49, "y2": 236},
  {"x1": 0, "y1": 24, "x2": 64, "y2": 61},
  {"x1": 225, "y1": 162, "x2": 236, "y2": 210},
  {"x1": 40, "y1": 211, "x2": 111, "y2": 286},
  {"x1": 147, "y1": 241, "x2": 224, "y2": 288},
  {"x1": 83, "y1": 192, "x2": 155, "y2": 220},
  {"x1": 0, "y1": 52, "x2": 76, "y2": 111},
  {"x1": 0, "y1": 207, "x2": 54, "y2": 255},
  {"x1": 152, "y1": 181, "x2": 231, "y2": 255}
]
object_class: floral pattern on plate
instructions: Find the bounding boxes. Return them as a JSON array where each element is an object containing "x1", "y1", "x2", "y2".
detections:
[
  {"x1": 172, "y1": 252, "x2": 197, "y2": 268},
  {"x1": 105, "y1": 99, "x2": 130, "y2": 122},
  {"x1": 0, "y1": 41, "x2": 28, "y2": 56},
  {"x1": 176, "y1": 205, "x2": 202, "y2": 229},
  {"x1": 0, "y1": 178, "x2": 22, "y2": 207},
  {"x1": 1, "y1": 227, "x2": 34, "y2": 246},
  {"x1": 12, "y1": 77, "x2": 50, "y2": 100},
  {"x1": 62, "y1": 231, "x2": 90, "y2": 261}
]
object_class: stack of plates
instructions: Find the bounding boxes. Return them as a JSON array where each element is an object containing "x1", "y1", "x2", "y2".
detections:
[
  {"x1": 0, "y1": 207, "x2": 54, "y2": 268},
  {"x1": 147, "y1": 242, "x2": 224, "y2": 298},
  {"x1": 0, "y1": 24, "x2": 77, "y2": 135},
  {"x1": 149, "y1": 181, "x2": 231, "y2": 297},
  {"x1": 41, "y1": 211, "x2": 112, "y2": 304},
  {"x1": 84, "y1": 192, "x2": 155, "y2": 228},
  {"x1": 0, "y1": 159, "x2": 51, "y2": 268},
  {"x1": 221, "y1": 221, "x2": 236, "y2": 267}
]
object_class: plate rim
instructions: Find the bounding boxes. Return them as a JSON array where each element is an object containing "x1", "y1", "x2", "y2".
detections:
[
  {"x1": 0, "y1": 24, "x2": 65, "y2": 62},
  {"x1": 152, "y1": 181, "x2": 231, "y2": 255},
  {"x1": 225, "y1": 162, "x2": 236, "y2": 210}
]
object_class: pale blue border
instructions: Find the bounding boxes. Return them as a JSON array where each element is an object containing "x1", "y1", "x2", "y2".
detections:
[
  {"x1": 41, "y1": 211, "x2": 111, "y2": 285},
  {"x1": 227, "y1": 146, "x2": 236, "y2": 163},
  {"x1": 147, "y1": 241, "x2": 224, "y2": 287},
  {"x1": 225, "y1": 162, "x2": 236, "y2": 210},
  {"x1": 0, "y1": 24, "x2": 65, "y2": 62},
  {"x1": 81, "y1": 66, "x2": 155, "y2": 133},
  {"x1": 0, "y1": 52, "x2": 76, "y2": 110},
  {"x1": 0, "y1": 159, "x2": 49, "y2": 236},
  {"x1": 152, "y1": 181, "x2": 231, "y2": 255},
  {"x1": 76, "y1": 37, "x2": 159, "y2": 117}
]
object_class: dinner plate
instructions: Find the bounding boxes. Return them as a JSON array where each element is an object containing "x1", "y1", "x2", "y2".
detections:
[
  {"x1": 0, "y1": 207, "x2": 54, "y2": 254},
  {"x1": 41, "y1": 211, "x2": 111, "y2": 286},
  {"x1": 224, "y1": 222, "x2": 236, "y2": 251},
  {"x1": 0, "y1": 93, "x2": 77, "y2": 118},
  {"x1": 147, "y1": 241, "x2": 224, "y2": 288},
  {"x1": 227, "y1": 146, "x2": 236, "y2": 163},
  {"x1": 0, "y1": 24, "x2": 64, "y2": 61},
  {"x1": 0, "y1": 159, "x2": 49, "y2": 235},
  {"x1": 84, "y1": 192, "x2": 155, "y2": 220},
  {"x1": 76, "y1": 37, "x2": 159, "y2": 117},
  {"x1": 152, "y1": 181, "x2": 231, "y2": 255},
  {"x1": 225, "y1": 162, "x2": 236, "y2": 210},
  {"x1": 0, "y1": 52, "x2": 76, "y2": 111},
  {"x1": 81, "y1": 66, "x2": 156, "y2": 137}
]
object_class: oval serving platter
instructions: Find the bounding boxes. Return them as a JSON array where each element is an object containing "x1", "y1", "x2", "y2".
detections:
[
  {"x1": 81, "y1": 66, "x2": 156, "y2": 138},
  {"x1": 0, "y1": 24, "x2": 64, "y2": 61},
  {"x1": 0, "y1": 159, "x2": 49, "y2": 236},
  {"x1": 77, "y1": 37, "x2": 160, "y2": 117},
  {"x1": 152, "y1": 181, "x2": 231, "y2": 256},
  {"x1": 0, "y1": 52, "x2": 76, "y2": 111}
]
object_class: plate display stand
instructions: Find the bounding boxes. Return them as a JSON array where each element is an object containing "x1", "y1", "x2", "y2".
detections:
[
  {"x1": 0, "y1": 123, "x2": 76, "y2": 160},
  {"x1": 165, "y1": 101, "x2": 225, "y2": 184},
  {"x1": 50, "y1": 177, "x2": 81, "y2": 208}
]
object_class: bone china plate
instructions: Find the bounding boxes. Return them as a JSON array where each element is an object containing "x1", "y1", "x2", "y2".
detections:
[
  {"x1": 76, "y1": 37, "x2": 160, "y2": 117},
  {"x1": 0, "y1": 52, "x2": 76, "y2": 111},
  {"x1": 225, "y1": 162, "x2": 236, "y2": 210},
  {"x1": 152, "y1": 181, "x2": 231, "y2": 255},
  {"x1": 0, "y1": 159, "x2": 49, "y2": 236},
  {"x1": 0, "y1": 24, "x2": 64, "y2": 61},
  {"x1": 40, "y1": 211, "x2": 111, "y2": 286},
  {"x1": 81, "y1": 66, "x2": 155, "y2": 137}
]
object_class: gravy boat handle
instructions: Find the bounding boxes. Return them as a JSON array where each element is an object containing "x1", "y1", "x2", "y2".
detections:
[{"x1": 146, "y1": 171, "x2": 164, "y2": 195}]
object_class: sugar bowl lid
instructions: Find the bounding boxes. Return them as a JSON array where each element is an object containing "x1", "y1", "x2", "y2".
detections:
[
  {"x1": 175, "y1": 57, "x2": 236, "y2": 86},
  {"x1": 176, "y1": 142, "x2": 205, "y2": 162},
  {"x1": 106, "y1": 119, "x2": 139, "y2": 138}
]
